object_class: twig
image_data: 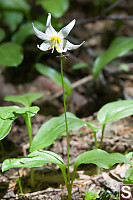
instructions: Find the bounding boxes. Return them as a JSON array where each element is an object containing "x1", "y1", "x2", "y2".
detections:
[
  {"x1": 41, "y1": 75, "x2": 93, "y2": 102},
  {"x1": 106, "y1": 15, "x2": 133, "y2": 20},
  {"x1": 20, "y1": 188, "x2": 62, "y2": 197},
  {"x1": 77, "y1": 14, "x2": 133, "y2": 25},
  {"x1": 76, "y1": 0, "x2": 131, "y2": 25},
  {"x1": 102, "y1": 0, "x2": 126, "y2": 15}
]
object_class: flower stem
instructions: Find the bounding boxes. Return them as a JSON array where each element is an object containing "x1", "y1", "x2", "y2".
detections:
[{"x1": 60, "y1": 54, "x2": 71, "y2": 198}]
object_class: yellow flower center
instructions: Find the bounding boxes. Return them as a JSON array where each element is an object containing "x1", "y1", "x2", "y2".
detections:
[{"x1": 50, "y1": 36, "x2": 61, "y2": 51}]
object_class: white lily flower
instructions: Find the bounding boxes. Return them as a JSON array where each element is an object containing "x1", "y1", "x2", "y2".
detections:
[{"x1": 32, "y1": 13, "x2": 85, "y2": 53}]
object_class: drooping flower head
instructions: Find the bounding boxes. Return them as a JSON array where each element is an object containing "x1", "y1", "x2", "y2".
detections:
[{"x1": 32, "y1": 13, "x2": 85, "y2": 53}]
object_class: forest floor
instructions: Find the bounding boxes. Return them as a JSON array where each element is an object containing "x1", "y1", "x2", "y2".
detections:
[
  {"x1": 0, "y1": 111, "x2": 133, "y2": 199},
  {"x1": 1, "y1": 0, "x2": 133, "y2": 199}
]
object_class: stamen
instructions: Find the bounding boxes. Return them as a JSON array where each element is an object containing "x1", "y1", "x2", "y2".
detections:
[{"x1": 49, "y1": 36, "x2": 61, "y2": 52}]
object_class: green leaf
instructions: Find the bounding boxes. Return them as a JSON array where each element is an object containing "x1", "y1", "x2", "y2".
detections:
[
  {"x1": 93, "y1": 37, "x2": 133, "y2": 78},
  {"x1": 72, "y1": 62, "x2": 88, "y2": 70},
  {"x1": 14, "y1": 106, "x2": 40, "y2": 117},
  {"x1": 0, "y1": 28, "x2": 5, "y2": 42},
  {"x1": 0, "y1": 106, "x2": 39, "y2": 140},
  {"x1": 12, "y1": 21, "x2": 45, "y2": 45},
  {"x1": 35, "y1": 63, "x2": 72, "y2": 97},
  {"x1": 0, "y1": 0, "x2": 30, "y2": 13},
  {"x1": 2, "y1": 150, "x2": 65, "y2": 172},
  {"x1": 74, "y1": 149, "x2": 133, "y2": 169},
  {"x1": 0, "y1": 106, "x2": 19, "y2": 140},
  {"x1": 86, "y1": 122, "x2": 100, "y2": 133},
  {"x1": 119, "y1": 63, "x2": 129, "y2": 72},
  {"x1": 85, "y1": 191, "x2": 99, "y2": 200},
  {"x1": 5, "y1": 92, "x2": 43, "y2": 107},
  {"x1": 125, "y1": 167, "x2": 133, "y2": 179},
  {"x1": 97, "y1": 100, "x2": 133, "y2": 124},
  {"x1": 0, "y1": 42, "x2": 23, "y2": 67},
  {"x1": 2, "y1": 11, "x2": 23, "y2": 32},
  {"x1": 30, "y1": 112, "x2": 85, "y2": 152},
  {"x1": 123, "y1": 176, "x2": 133, "y2": 184},
  {"x1": 123, "y1": 168, "x2": 133, "y2": 184},
  {"x1": 37, "y1": 0, "x2": 69, "y2": 18},
  {"x1": 125, "y1": 152, "x2": 133, "y2": 160}
]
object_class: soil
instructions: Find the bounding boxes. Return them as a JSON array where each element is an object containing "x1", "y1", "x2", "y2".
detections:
[{"x1": 1, "y1": 0, "x2": 133, "y2": 199}]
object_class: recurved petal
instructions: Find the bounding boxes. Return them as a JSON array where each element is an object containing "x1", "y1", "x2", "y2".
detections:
[
  {"x1": 63, "y1": 39, "x2": 85, "y2": 51},
  {"x1": 58, "y1": 19, "x2": 76, "y2": 39},
  {"x1": 37, "y1": 42, "x2": 51, "y2": 51},
  {"x1": 56, "y1": 41, "x2": 67, "y2": 53},
  {"x1": 32, "y1": 23, "x2": 49, "y2": 40},
  {"x1": 45, "y1": 13, "x2": 57, "y2": 36}
]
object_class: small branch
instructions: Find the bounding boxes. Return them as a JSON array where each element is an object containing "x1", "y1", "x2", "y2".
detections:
[
  {"x1": 77, "y1": 15, "x2": 133, "y2": 25},
  {"x1": 76, "y1": 0, "x2": 131, "y2": 25},
  {"x1": 106, "y1": 15, "x2": 133, "y2": 20},
  {"x1": 102, "y1": 0, "x2": 126, "y2": 15},
  {"x1": 41, "y1": 75, "x2": 93, "y2": 102},
  {"x1": 19, "y1": 188, "x2": 62, "y2": 198}
]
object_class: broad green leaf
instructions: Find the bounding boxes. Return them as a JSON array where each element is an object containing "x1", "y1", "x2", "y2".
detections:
[
  {"x1": 125, "y1": 167, "x2": 133, "y2": 179},
  {"x1": 0, "y1": 42, "x2": 23, "y2": 67},
  {"x1": 12, "y1": 21, "x2": 45, "y2": 44},
  {"x1": 97, "y1": 100, "x2": 133, "y2": 124},
  {"x1": 35, "y1": 63, "x2": 72, "y2": 97},
  {"x1": 14, "y1": 106, "x2": 40, "y2": 117},
  {"x1": 123, "y1": 168, "x2": 133, "y2": 184},
  {"x1": 2, "y1": 11, "x2": 23, "y2": 32},
  {"x1": 0, "y1": 106, "x2": 39, "y2": 140},
  {"x1": 2, "y1": 150, "x2": 65, "y2": 172},
  {"x1": 74, "y1": 149, "x2": 133, "y2": 169},
  {"x1": 0, "y1": 0, "x2": 30, "y2": 13},
  {"x1": 0, "y1": 28, "x2": 5, "y2": 42},
  {"x1": 125, "y1": 152, "x2": 133, "y2": 160},
  {"x1": 5, "y1": 92, "x2": 43, "y2": 107},
  {"x1": 0, "y1": 106, "x2": 19, "y2": 140},
  {"x1": 37, "y1": 0, "x2": 69, "y2": 18},
  {"x1": 30, "y1": 112, "x2": 85, "y2": 152},
  {"x1": 93, "y1": 37, "x2": 133, "y2": 78},
  {"x1": 72, "y1": 62, "x2": 88, "y2": 70},
  {"x1": 85, "y1": 191, "x2": 99, "y2": 200}
]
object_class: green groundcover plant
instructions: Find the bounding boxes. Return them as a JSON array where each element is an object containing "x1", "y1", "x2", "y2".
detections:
[{"x1": 1, "y1": 13, "x2": 133, "y2": 200}]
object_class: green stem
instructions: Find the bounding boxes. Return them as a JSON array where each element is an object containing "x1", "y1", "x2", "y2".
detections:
[
  {"x1": 24, "y1": 113, "x2": 34, "y2": 189},
  {"x1": 93, "y1": 131, "x2": 98, "y2": 149},
  {"x1": 70, "y1": 167, "x2": 77, "y2": 191},
  {"x1": 60, "y1": 166, "x2": 69, "y2": 194},
  {"x1": 99, "y1": 124, "x2": 106, "y2": 149},
  {"x1": 17, "y1": 171, "x2": 23, "y2": 194},
  {"x1": 60, "y1": 54, "x2": 71, "y2": 199},
  {"x1": 24, "y1": 113, "x2": 32, "y2": 146}
]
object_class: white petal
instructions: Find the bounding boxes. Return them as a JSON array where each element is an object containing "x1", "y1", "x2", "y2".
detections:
[
  {"x1": 45, "y1": 13, "x2": 57, "y2": 36},
  {"x1": 37, "y1": 42, "x2": 51, "y2": 51},
  {"x1": 63, "y1": 39, "x2": 85, "y2": 51},
  {"x1": 32, "y1": 23, "x2": 49, "y2": 40},
  {"x1": 56, "y1": 41, "x2": 66, "y2": 53},
  {"x1": 58, "y1": 19, "x2": 76, "y2": 39}
]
